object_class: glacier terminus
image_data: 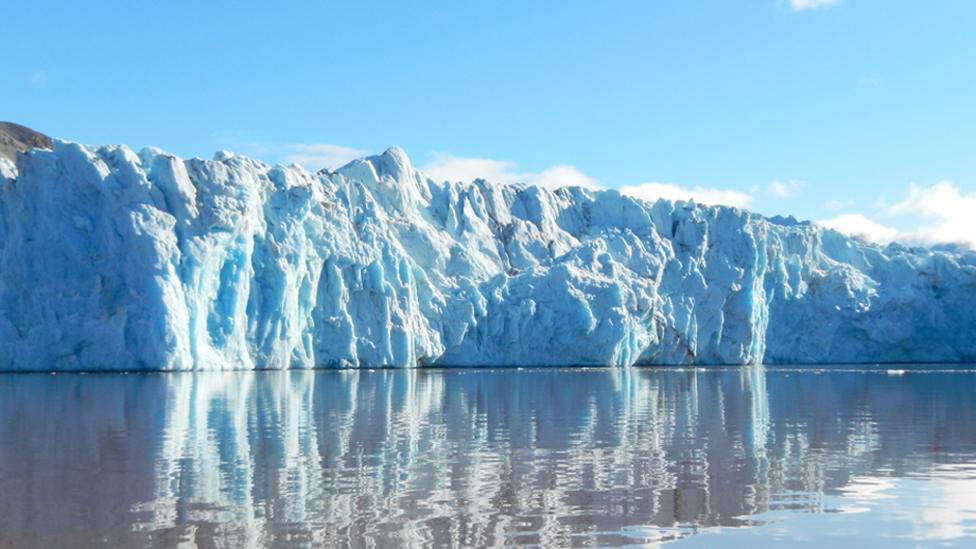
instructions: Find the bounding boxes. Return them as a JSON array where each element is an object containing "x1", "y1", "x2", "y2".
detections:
[{"x1": 1, "y1": 142, "x2": 974, "y2": 371}]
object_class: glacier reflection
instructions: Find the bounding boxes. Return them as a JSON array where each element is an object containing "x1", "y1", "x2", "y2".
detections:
[{"x1": 1, "y1": 367, "x2": 975, "y2": 547}]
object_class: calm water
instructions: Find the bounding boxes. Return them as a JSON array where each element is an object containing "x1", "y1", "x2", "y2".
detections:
[{"x1": 1, "y1": 367, "x2": 975, "y2": 548}]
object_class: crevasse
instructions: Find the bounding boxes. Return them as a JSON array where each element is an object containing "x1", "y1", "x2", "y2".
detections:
[{"x1": 0, "y1": 142, "x2": 973, "y2": 371}]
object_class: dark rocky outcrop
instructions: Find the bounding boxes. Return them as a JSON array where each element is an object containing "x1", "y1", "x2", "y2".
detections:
[{"x1": 0, "y1": 122, "x2": 52, "y2": 162}]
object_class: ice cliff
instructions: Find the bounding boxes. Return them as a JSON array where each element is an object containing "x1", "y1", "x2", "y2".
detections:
[{"x1": 1, "y1": 142, "x2": 974, "y2": 370}]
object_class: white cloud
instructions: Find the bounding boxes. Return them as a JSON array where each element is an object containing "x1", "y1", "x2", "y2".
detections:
[
  {"x1": 422, "y1": 154, "x2": 519, "y2": 185},
  {"x1": 789, "y1": 0, "x2": 840, "y2": 11},
  {"x1": 825, "y1": 198, "x2": 855, "y2": 211},
  {"x1": 420, "y1": 153, "x2": 600, "y2": 190},
  {"x1": 817, "y1": 214, "x2": 898, "y2": 243},
  {"x1": 768, "y1": 179, "x2": 806, "y2": 198},
  {"x1": 285, "y1": 143, "x2": 369, "y2": 171},
  {"x1": 816, "y1": 181, "x2": 976, "y2": 249},
  {"x1": 212, "y1": 132, "x2": 372, "y2": 171},
  {"x1": 619, "y1": 181, "x2": 752, "y2": 208},
  {"x1": 530, "y1": 164, "x2": 601, "y2": 191},
  {"x1": 881, "y1": 181, "x2": 976, "y2": 249},
  {"x1": 423, "y1": 153, "x2": 758, "y2": 206}
]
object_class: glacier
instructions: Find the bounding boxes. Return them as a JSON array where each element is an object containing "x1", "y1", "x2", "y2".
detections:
[{"x1": 0, "y1": 141, "x2": 974, "y2": 371}]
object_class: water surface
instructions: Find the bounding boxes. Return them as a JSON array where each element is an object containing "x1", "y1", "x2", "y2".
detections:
[{"x1": 1, "y1": 366, "x2": 974, "y2": 547}]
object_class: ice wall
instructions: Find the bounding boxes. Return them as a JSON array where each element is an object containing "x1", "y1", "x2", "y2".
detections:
[{"x1": 1, "y1": 142, "x2": 973, "y2": 370}]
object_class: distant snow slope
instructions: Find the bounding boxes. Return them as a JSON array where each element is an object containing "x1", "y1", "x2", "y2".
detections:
[{"x1": 1, "y1": 142, "x2": 974, "y2": 370}]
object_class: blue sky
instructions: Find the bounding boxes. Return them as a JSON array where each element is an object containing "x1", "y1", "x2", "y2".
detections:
[{"x1": 4, "y1": 0, "x2": 975, "y2": 246}]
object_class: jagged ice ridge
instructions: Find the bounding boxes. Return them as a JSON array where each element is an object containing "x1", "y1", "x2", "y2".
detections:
[{"x1": 0, "y1": 142, "x2": 974, "y2": 370}]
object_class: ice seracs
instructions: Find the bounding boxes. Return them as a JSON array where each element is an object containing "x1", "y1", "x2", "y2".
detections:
[{"x1": 0, "y1": 141, "x2": 974, "y2": 370}]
